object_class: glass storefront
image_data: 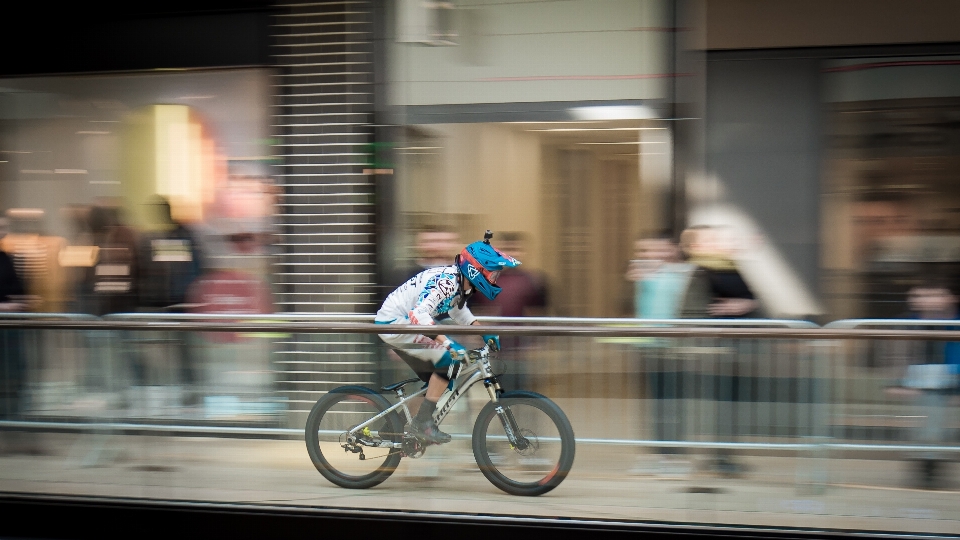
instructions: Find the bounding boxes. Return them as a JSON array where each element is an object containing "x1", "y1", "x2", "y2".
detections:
[
  {"x1": 0, "y1": 69, "x2": 280, "y2": 420},
  {"x1": 823, "y1": 57, "x2": 960, "y2": 318}
]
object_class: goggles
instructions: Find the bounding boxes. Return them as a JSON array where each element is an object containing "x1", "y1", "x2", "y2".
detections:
[{"x1": 460, "y1": 250, "x2": 503, "y2": 285}]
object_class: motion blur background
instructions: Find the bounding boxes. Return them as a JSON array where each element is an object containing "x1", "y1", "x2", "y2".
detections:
[{"x1": 2, "y1": 0, "x2": 960, "y2": 535}]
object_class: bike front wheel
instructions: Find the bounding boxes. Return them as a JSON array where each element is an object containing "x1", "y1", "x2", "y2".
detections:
[
  {"x1": 472, "y1": 390, "x2": 575, "y2": 496},
  {"x1": 305, "y1": 385, "x2": 403, "y2": 489}
]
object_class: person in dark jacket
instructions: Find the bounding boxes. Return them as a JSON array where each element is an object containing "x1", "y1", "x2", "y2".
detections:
[
  {"x1": 679, "y1": 225, "x2": 759, "y2": 319},
  {"x1": 0, "y1": 218, "x2": 27, "y2": 419},
  {"x1": 679, "y1": 225, "x2": 760, "y2": 477}
]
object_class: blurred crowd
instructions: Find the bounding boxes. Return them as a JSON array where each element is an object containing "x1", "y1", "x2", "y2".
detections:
[
  {"x1": 2, "y1": 215, "x2": 959, "y2": 488},
  {"x1": 624, "y1": 225, "x2": 960, "y2": 488},
  {"x1": 0, "y1": 194, "x2": 275, "y2": 421},
  {"x1": 0, "y1": 196, "x2": 274, "y2": 318}
]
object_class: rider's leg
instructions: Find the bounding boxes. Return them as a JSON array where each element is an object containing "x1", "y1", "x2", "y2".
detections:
[
  {"x1": 412, "y1": 372, "x2": 449, "y2": 421},
  {"x1": 425, "y1": 372, "x2": 448, "y2": 401},
  {"x1": 409, "y1": 367, "x2": 454, "y2": 444},
  {"x1": 377, "y1": 330, "x2": 455, "y2": 445}
]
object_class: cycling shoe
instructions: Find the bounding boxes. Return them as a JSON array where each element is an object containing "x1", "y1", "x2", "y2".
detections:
[{"x1": 409, "y1": 418, "x2": 452, "y2": 445}]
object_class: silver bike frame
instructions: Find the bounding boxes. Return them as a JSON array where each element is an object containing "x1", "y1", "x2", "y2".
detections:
[{"x1": 343, "y1": 347, "x2": 498, "y2": 450}]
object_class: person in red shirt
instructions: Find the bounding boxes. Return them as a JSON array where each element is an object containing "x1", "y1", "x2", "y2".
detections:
[{"x1": 469, "y1": 232, "x2": 547, "y2": 390}]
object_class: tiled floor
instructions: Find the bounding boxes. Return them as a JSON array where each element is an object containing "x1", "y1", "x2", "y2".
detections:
[{"x1": 0, "y1": 432, "x2": 957, "y2": 535}]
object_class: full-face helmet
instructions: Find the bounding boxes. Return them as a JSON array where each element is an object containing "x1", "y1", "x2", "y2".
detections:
[{"x1": 457, "y1": 231, "x2": 521, "y2": 301}]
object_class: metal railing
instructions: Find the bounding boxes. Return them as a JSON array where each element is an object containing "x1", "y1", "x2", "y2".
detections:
[{"x1": 1, "y1": 315, "x2": 958, "y2": 460}]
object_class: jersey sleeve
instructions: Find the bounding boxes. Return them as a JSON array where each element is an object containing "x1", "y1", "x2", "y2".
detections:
[
  {"x1": 448, "y1": 303, "x2": 477, "y2": 326},
  {"x1": 407, "y1": 293, "x2": 438, "y2": 325}
]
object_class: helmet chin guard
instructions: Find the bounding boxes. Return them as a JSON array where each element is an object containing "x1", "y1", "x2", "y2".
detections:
[{"x1": 454, "y1": 255, "x2": 475, "y2": 309}]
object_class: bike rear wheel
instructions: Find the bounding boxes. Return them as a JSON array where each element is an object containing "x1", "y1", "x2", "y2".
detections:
[
  {"x1": 305, "y1": 385, "x2": 403, "y2": 489},
  {"x1": 472, "y1": 390, "x2": 575, "y2": 496}
]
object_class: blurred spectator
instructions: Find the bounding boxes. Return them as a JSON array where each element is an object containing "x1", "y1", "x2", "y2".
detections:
[
  {"x1": 679, "y1": 225, "x2": 760, "y2": 319},
  {"x1": 626, "y1": 232, "x2": 714, "y2": 477},
  {"x1": 138, "y1": 196, "x2": 205, "y2": 312},
  {"x1": 470, "y1": 232, "x2": 547, "y2": 390},
  {"x1": 59, "y1": 204, "x2": 98, "y2": 314},
  {"x1": 891, "y1": 279, "x2": 960, "y2": 489},
  {"x1": 852, "y1": 190, "x2": 921, "y2": 318},
  {"x1": 80, "y1": 204, "x2": 144, "y2": 404},
  {"x1": 680, "y1": 225, "x2": 759, "y2": 477},
  {"x1": 852, "y1": 191, "x2": 916, "y2": 264},
  {"x1": 137, "y1": 196, "x2": 206, "y2": 406},
  {"x1": 0, "y1": 218, "x2": 27, "y2": 420},
  {"x1": 388, "y1": 225, "x2": 461, "y2": 323},
  {"x1": 85, "y1": 204, "x2": 139, "y2": 316},
  {"x1": 0, "y1": 209, "x2": 66, "y2": 312},
  {"x1": 394, "y1": 226, "x2": 461, "y2": 284},
  {"x1": 0, "y1": 219, "x2": 27, "y2": 313},
  {"x1": 627, "y1": 233, "x2": 700, "y2": 319}
]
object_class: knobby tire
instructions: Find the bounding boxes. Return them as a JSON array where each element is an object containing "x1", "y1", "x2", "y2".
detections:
[
  {"x1": 305, "y1": 385, "x2": 404, "y2": 489},
  {"x1": 472, "y1": 390, "x2": 576, "y2": 496}
]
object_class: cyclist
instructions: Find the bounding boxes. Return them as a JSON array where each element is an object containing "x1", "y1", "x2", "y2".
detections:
[{"x1": 376, "y1": 232, "x2": 519, "y2": 445}]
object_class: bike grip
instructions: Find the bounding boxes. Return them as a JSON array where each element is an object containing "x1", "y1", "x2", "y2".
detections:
[{"x1": 442, "y1": 338, "x2": 467, "y2": 359}]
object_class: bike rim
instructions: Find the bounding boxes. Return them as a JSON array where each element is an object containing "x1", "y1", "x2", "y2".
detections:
[
  {"x1": 314, "y1": 393, "x2": 398, "y2": 480},
  {"x1": 479, "y1": 400, "x2": 567, "y2": 488}
]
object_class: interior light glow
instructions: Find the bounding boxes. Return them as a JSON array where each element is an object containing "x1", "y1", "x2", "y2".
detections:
[
  {"x1": 576, "y1": 141, "x2": 666, "y2": 145},
  {"x1": 506, "y1": 121, "x2": 603, "y2": 125},
  {"x1": 569, "y1": 105, "x2": 657, "y2": 121},
  {"x1": 527, "y1": 127, "x2": 666, "y2": 132}
]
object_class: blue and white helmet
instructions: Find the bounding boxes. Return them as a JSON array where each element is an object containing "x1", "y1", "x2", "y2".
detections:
[{"x1": 457, "y1": 232, "x2": 521, "y2": 300}]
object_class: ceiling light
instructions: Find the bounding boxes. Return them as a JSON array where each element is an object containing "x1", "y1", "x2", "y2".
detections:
[
  {"x1": 577, "y1": 141, "x2": 666, "y2": 145},
  {"x1": 527, "y1": 127, "x2": 667, "y2": 132},
  {"x1": 569, "y1": 105, "x2": 657, "y2": 121}
]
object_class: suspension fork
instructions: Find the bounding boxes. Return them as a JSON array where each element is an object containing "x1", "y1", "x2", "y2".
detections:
[{"x1": 486, "y1": 379, "x2": 528, "y2": 450}]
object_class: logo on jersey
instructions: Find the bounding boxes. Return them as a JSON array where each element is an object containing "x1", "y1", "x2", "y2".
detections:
[
  {"x1": 436, "y1": 277, "x2": 455, "y2": 296},
  {"x1": 466, "y1": 264, "x2": 480, "y2": 281}
]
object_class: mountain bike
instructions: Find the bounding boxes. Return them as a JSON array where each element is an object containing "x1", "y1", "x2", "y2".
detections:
[{"x1": 305, "y1": 345, "x2": 575, "y2": 496}]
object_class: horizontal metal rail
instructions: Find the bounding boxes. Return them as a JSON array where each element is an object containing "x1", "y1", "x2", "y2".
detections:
[
  {"x1": 825, "y1": 318, "x2": 960, "y2": 329},
  {"x1": 4, "y1": 318, "x2": 960, "y2": 340},
  {"x1": 1, "y1": 315, "x2": 958, "y2": 459},
  {"x1": 2, "y1": 421, "x2": 957, "y2": 453},
  {"x1": 97, "y1": 313, "x2": 820, "y2": 329},
  {"x1": 0, "y1": 313, "x2": 100, "y2": 320}
]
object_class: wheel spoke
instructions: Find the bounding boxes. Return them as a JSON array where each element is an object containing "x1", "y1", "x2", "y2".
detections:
[
  {"x1": 305, "y1": 388, "x2": 402, "y2": 489},
  {"x1": 473, "y1": 393, "x2": 575, "y2": 496}
]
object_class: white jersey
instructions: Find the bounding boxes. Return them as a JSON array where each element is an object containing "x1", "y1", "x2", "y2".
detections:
[{"x1": 376, "y1": 265, "x2": 476, "y2": 326}]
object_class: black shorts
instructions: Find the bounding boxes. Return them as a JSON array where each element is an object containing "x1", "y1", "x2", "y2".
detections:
[
  {"x1": 390, "y1": 348, "x2": 463, "y2": 383},
  {"x1": 393, "y1": 349, "x2": 447, "y2": 383}
]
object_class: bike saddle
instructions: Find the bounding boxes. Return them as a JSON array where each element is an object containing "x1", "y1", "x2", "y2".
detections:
[{"x1": 381, "y1": 378, "x2": 423, "y2": 392}]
